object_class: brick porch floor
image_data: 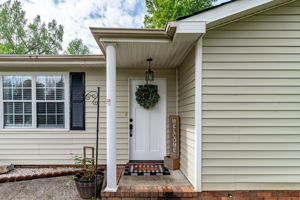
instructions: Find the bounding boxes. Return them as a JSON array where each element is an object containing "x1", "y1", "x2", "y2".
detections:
[{"x1": 101, "y1": 165, "x2": 199, "y2": 200}]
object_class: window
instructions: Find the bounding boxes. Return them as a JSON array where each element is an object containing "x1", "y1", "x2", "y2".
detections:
[
  {"x1": 0, "y1": 73, "x2": 68, "y2": 130},
  {"x1": 36, "y1": 76, "x2": 65, "y2": 128},
  {"x1": 3, "y1": 76, "x2": 32, "y2": 127}
]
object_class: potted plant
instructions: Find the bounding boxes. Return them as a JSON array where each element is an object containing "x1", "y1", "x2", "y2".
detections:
[{"x1": 66, "y1": 155, "x2": 104, "y2": 199}]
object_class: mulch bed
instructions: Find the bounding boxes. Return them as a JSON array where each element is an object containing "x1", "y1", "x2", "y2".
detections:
[{"x1": 0, "y1": 167, "x2": 82, "y2": 183}]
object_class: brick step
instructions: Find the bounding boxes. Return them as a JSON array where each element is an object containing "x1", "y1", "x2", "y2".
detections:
[
  {"x1": 101, "y1": 186, "x2": 199, "y2": 199},
  {"x1": 102, "y1": 198, "x2": 199, "y2": 200}
]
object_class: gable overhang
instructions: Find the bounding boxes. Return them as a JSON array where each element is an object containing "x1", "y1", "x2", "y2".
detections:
[
  {"x1": 178, "y1": 0, "x2": 296, "y2": 30},
  {"x1": 0, "y1": 54, "x2": 106, "y2": 68},
  {"x1": 90, "y1": 21, "x2": 206, "y2": 68}
]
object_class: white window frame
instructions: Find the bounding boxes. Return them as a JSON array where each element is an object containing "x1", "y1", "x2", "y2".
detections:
[{"x1": 0, "y1": 72, "x2": 69, "y2": 132}]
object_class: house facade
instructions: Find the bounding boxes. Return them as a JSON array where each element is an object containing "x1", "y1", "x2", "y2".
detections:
[{"x1": 1, "y1": 0, "x2": 300, "y2": 194}]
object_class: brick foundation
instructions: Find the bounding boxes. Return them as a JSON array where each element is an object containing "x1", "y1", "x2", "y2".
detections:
[
  {"x1": 201, "y1": 191, "x2": 300, "y2": 200},
  {"x1": 101, "y1": 190, "x2": 300, "y2": 200}
]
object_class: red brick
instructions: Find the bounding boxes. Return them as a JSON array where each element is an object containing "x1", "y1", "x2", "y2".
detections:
[
  {"x1": 264, "y1": 198, "x2": 278, "y2": 200},
  {"x1": 278, "y1": 198, "x2": 300, "y2": 200},
  {"x1": 257, "y1": 192, "x2": 272, "y2": 197}
]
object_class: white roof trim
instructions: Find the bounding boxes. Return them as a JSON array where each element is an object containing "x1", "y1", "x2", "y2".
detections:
[
  {"x1": 176, "y1": 21, "x2": 206, "y2": 34},
  {"x1": 0, "y1": 61, "x2": 106, "y2": 67},
  {"x1": 180, "y1": 0, "x2": 295, "y2": 28}
]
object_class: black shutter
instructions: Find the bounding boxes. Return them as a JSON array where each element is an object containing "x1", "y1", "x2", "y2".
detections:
[{"x1": 70, "y1": 72, "x2": 85, "y2": 130}]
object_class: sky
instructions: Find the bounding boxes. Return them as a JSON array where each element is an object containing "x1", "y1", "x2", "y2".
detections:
[{"x1": 0, "y1": 0, "x2": 230, "y2": 54}]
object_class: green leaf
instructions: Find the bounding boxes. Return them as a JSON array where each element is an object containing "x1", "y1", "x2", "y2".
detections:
[
  {"x1": 143, "y1": 0, "x2": 217, "y2": 28},
  {"x1": 66, "y1": 38, "x2": 90, "y2": 55}
]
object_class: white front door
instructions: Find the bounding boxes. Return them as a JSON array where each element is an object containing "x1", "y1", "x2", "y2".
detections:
[{"x1": 130, "y1": 79, "x2": 166, "y2": 160}]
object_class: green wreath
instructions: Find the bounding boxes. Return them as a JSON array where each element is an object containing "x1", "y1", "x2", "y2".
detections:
[{"x1": 135, "y1": 84, "x2": 160, "y2": 109}]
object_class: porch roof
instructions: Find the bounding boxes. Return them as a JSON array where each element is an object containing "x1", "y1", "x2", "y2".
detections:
[{"x1": 90, "y1": 21, "x2": 205, "y2": 68}]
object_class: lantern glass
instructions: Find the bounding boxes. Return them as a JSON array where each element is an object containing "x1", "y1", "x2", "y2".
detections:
[
  {"x1": 148, "y1": 70, "x2": 154, "y2": 82},
  {"x1": 145, "y1": 69, "x2": 154, "y2": 82}
]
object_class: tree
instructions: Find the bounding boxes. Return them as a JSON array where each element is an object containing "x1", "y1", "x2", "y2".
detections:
[
  {"x1": 0, "y1": 0, "x2": 27, "y2": 53},
  {"x1": 0, "y1": 0, "x2": 64, "y2": 54},
  {"x1": 66, "y1": 38, "x2": 90, "y2": 55},
  {"x1": 0, "y1": 0, "x2": 67, "y2": 54},
  {"x1": 27, "y1": 15, "x2": 64, "y2": 54},
  {"x1": 0, "y1": 43, "x2": 13, "y2": 54},
  {"x1": 144, "y1": 0, "x2": 217, "y2": 28}
]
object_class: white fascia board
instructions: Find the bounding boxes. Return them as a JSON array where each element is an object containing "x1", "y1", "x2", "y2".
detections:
[
  {"x1": 100, "y1": 38, "x2": 170, "y2": 44},
  {"x1": 176, "y1": 21, "x2": 206, "y2": 34},
  {"x1": 180, "y1": 0, "x2": 292, "y2": 24},
  {"x1": 0, "y1": 61, "x2": 106, "y2": 67}
]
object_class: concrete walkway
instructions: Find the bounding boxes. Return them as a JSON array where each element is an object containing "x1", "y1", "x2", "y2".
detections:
[{"x1": 0, "y1": 176, "x2": 81, "y2": 200}]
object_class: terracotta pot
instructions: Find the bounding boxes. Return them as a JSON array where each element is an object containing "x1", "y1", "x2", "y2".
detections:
[{"x1": 75, "y1": 172, "x2": 104, "y2": 199}]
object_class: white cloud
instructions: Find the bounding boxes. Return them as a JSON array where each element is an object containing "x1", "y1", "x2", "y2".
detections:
[{"x1": 0, "y1": 0, "x2": 228, "y2": 54}]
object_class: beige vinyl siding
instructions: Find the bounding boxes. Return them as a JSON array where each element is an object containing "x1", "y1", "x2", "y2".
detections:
[
  {"x1": 178, "y1": 48, "x2": 196, "y2": 186},
  {"x1": 202, "y1": 0, "x2": 300, "y2": 190},
  {"x1": 0, "y1": 67, "x2": 176, "y2": 165}
]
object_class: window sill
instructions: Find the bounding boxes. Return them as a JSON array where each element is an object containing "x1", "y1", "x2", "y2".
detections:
[{"x1": 0, "y1": 128, "x2": 70, "y2": 132}]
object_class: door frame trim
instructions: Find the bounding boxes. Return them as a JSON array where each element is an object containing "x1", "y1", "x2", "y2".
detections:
[{"x1": 128, "y1": 78, "x2": 167, "y2": 161}]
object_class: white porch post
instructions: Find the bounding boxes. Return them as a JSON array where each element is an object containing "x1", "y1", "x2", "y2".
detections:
[
  {"x1": 195, "y1": 37, "x2": 203, "y2": 192},
  {"x1": 105, "y1": 43, "x2": 118, "y2": 192}
]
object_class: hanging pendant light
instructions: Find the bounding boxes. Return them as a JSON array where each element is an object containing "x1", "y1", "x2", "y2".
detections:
[{"x1": 145, "y1": 58, "x2": 154, "y2": 84}]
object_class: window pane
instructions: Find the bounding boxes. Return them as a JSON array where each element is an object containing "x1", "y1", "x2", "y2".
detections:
[
  {"x1": 57, "y1": 115, "x2": 64, "y2": 125},
  {"x1": 57, "y1": 103, "x2": 64, "y2": 113},
  {"x1": 36, "y1": 75, "x2": 65, "y2": 128},
  {"x1": 13, "y1": 88, "x2": 22, "y2": 100},
  {"x1": 3, "y1": 76, "x2": 12, "y2": 87},
  {"x1": 47, "y1": 103, "x2": 56, "y2": 114},
  {"x1": 2, "y1": 76, "x2": 33, "y2": 128},
  {"x1": 3, "y1": 89, "x2": 12, "y2": 100},
  {"x1": 24, "y1": 115, "x2": 32, "y2": 125},
  {"x1": 36, "y1": 75, "x2": 64, "y2": 101},
  {"x1": 37, "y1": 103, "x2": 46, "y2": 114},
  {"x1": 23, "y1": 89, "x2": 32, "y2": 100},
  {"x1": 56, "y1": 89, "x2": 64, "y2": 100},
  {"x1": 24, "y1": 103, "x2": 32, "y2": 114},
  {"x1": 14, "y1": 115, "x2": 23, "y2": 125},
  {"x1": 4, "y1": 102, "x2": 13, "y2": 114},
  {"x1": 4, "y1": 115, "x2": 13, "y2": 126},
  {"x1": 23, "y1": 78, "x2": 31, "y2": 87},
  {"x1": 14, "y1": 102, "x2": 23, "y2": 114},
  {"x1": 46, "y1": 77, "x2": 56, "y2": 87},
  {"x1": 36, "y1": 88, "x2": 45, "y2": 100},
  {"x1": 13, "y1": 76, "x2": 23, "y2": 87},
  {"x1": 37, "y1": 115, "x2": 46, "y2": 126},
  {"x1": 46, "y1": 88, "x2": 55, "y2": 100},
  {"x1": 3, "y1": 76, "x2": 32, "y2": 100},
  {"x1": 47, "y1": 115, "x2": 56, "y2": 125},
  {"x1": 37, "y1": 102, "x2": 64, "y2": 128},
  {"x1": 3, "y1": 102, "x2": 32, "y2": 127},
  {"x1": 56, "y1": 76, "x2": 64, "y2": 87},
  {"x1": 36, "y1": 76, "x2": 46, "y2": 87}
]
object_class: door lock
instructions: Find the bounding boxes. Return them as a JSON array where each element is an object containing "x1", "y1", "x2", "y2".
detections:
[{"x1": 129, "y1": 118, "x2": 133, "y2": 137}]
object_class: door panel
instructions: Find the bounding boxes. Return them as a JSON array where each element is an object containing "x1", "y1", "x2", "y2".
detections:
[{"x1": 130, "y1": 79, "x2": 166, "y2": 160}]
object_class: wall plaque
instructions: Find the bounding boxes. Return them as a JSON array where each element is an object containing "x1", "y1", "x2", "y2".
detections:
[{"x1": 169, "y1": 115, "x2": 180, "y2": 158}]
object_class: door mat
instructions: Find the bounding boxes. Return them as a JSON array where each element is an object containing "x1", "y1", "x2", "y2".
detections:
[{"x1": 124, "y1": 164, "x2": 170, "y2": 176}]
